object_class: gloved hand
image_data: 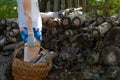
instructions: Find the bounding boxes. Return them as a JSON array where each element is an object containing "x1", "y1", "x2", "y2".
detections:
[{"x1": 27, "y1": 33, "x2": 36, "y2": 47}]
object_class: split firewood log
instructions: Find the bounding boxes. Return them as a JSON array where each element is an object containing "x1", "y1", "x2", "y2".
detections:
[
  {"x1": 0, "y1": 18, "x2": 7, "y2": 34},
  {"x1": 0, "y1": 63, "x2": 7, "y2": 80},
  {"x1": 96, "y1": 22, "x2": 112, "y2": 36},
  {"x1": 110, "y1": 14, "x2": 119, "y2": 21},
  {"x1": 6, "y1": 36, "x2": 17, "y2": 43},
  {"x1": 0, "y1": 55, "x2": 14, "y2": 80},
  {"x1": 0, "y1": 37, "x2": 8, "y2": 48},
  {"x1": 3, "y1": 41, "x2": 24, "y2": 51},
  {"x1": 105, "y1": 66, "x2": 120, "y2": 79},
  {"x1": 10, "y1": 22, "x2": 19, "y2": 29},
  {"x1": 64, "y1": 29, "x2": 74, "y2": 36},
  {"x1": 86, "y1": 51, "x2": 100, "y2": 65},
  {"x1": 43, "y1": 30, "x2": 54, "y2": 41},
  {"x1": 101, "y1": 46, "x2": 120, "y2": 65},
  {"x1": 64, "y1": 29, "x2": 79, "y2": 37},
  {"x1": 77, "y1": 22, "x2": 112, "y2": 40},
  {"x1": 40, "y1": 12, "x2": 58, "y2": 26},
  {"x1": 103, "y1": 27, "x2": 120, "y2": 47},
  {"x1": 61, "y1": 12, "x2": 80, "y2": 27},
  {"x1": 29, "y1": 50, "x2": 47, "y2": 63},
  {"x1": 4, "y1": 33, "x2": 15, "y2": 43},
  {"x1": 5, "y1": 25, "x2": 12, "y2": 31},
  {"x1": 0, "y1": 25, "x2": 6, "y2": 33},
  {"x1": 0, "y1": 35, "x2": 4, "y2": 40},
  {"x1": 8, "y1": 29, "x2": 19, "y2": 37},
  {"x1": 64, "y1": 12, "x2": 93, "y2": 27},
  {"x1": 83, "y1": 19, "x2": 95, "y2": 27},
  {"x1": 46, "y1": 18, "x2": 61, "y2": 27},
  {"x1": 1, "y1": 51, "x2": 13, "y2": 56},
  {"x1": 68, "y1": 33, "x2": 84, "y2": 43},
  {"x1": 36, "y1": 51, "x2": 58, "y2": 63},
  {"x1": 106, "y1": 14, "x2": 120, "y2": 26},
  {"x1": 114, "y1": 70, "x2": 120, "y2": 80},
  {"x1": 95, "y1": 15, "x2": 105, "y2": 26},
  {"x1": 0, "y1": 18, "x2": 7, "y2": 26}
]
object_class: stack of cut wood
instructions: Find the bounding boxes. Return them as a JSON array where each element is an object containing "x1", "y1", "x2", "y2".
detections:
[
  {"x1": 0, "y1": 18, "x2": 23, "y2": 55},
  {"x1": 0, "y1": 11, "x2": 120, "y2": 80},
  {"x1": 0, "y1": 18, "x2": 24, "y2": 80},
  {"x1": 42, "y1": 12, "x2": 120, "y2": 80}
]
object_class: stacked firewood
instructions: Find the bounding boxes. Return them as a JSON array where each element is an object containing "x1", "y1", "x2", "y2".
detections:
[
  {"x1": 0, "y1": 9, "x2": 120, "y2": 80},
  {"x1": 42, "y1": 11, "x2": 120, "y2": 80},
  {"x1": 0, "y1": 18, "x2": 23, "y2": 54},
  {"x1": 0, "y1": 18, "x2": 24, "y2": 80}
]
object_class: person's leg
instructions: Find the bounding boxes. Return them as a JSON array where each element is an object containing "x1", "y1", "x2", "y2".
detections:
[{"x1": 24, "y1": 39, "x2": 40, "y2": 62}]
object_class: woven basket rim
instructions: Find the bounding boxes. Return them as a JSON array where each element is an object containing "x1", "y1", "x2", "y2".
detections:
[
  {"x1": 13, "y1": 58, "x2": 49, "y2": 65},
  {"x1": 12, "y1": 45, "x2": 51, "y2": 79},
  {"x1": 13, "y1": 45, "x2": 48, "y2": 61}
]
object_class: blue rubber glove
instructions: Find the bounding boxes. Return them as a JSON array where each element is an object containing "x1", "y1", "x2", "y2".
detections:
[{"x1": 27, "y1": 33, "x2": 36, "y2": 47}]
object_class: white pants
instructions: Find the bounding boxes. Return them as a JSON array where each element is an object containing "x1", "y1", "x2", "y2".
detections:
[{"x1": 24, "y1": 39, "x2": 40, "y2": 62}]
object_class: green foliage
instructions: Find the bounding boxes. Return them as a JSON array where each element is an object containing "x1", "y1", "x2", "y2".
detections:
[
  {"x1": 89, "y1": 0, "x2": 120, "y2": 16},
  {"x1": 0, "y1": 0, "x2": 120, "y2": 18},
  {"x1": 0, "y1": 0, "x2": 18, "y2": 18}
]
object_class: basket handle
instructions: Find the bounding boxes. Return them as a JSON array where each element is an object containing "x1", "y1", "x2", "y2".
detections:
[{"x1": 13, "y1": 44, "x2": 48, "y2": 60}]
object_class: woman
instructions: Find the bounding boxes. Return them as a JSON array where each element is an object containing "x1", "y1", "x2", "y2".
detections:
[{"x1": 17, "y1": 0, "x2": 42, "y2": 62}]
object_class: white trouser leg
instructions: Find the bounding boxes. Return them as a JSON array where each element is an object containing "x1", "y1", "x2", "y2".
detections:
[{"x1": 24, "y1": 39, "x2": 40, "y2": 62}]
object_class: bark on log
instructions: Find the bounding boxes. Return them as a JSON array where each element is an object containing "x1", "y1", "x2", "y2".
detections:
[
  {"x1": 3, "y1": 41, "x2": 24, "y2": 51},
  {"x1": 97, "y1": 22, "x2": 112, "y2": 36},
  {"x1": 103, "y1": 27, "x2": 120, "y2": 47},
  {"x1": 36, "y1": 51, "x2": 58, "y2": 63},
  {"x1": 0, "y1": 37, "x2": 8, "y2": 48},
  {"x1": 102, "y1": 46, "x2": 120, "y2": 65}
]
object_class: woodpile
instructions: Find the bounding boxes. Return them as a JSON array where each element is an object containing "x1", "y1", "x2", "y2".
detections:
[
  {"x1": 0, "y1": 9, "x2": 120, "y2": 80},
  {"x1": 42, "y1": 11, "x2": 120, "y2": 80},
  {"x1": 0, "y1": 18, "x2": 23, "y2": 53},
  {"x1": 0, "y1": 18, "x2": 23, "y2": 80}
]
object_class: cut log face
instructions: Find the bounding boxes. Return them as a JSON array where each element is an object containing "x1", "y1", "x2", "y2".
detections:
[
  {"x1": 0, "y1": 18, "x2": 7, "y2": 26},
  {"x1": 103, "y1": 27, "x2": 120, "y2": 47},
  {"x1": 0, "y1": 18, "x2": 7, "y2": 31},
  {"x1": 46, "y1": 18, "x2": 59, "y2": 27},
  {"x1": 101, "y1": 46, "x2": 120, "y2": 65},
  {"x1": 10, "y1": 22, "x2": 19, "y2": 29},
  {"x1": 95, "y1": 15, "x2": 105, "y2": 26},
  {"x1": 61, "y1": 17, "x2": 71, "y2": 27},
  {"x1": 72, "y1": 17, "x2": 81, "y2": 27}
]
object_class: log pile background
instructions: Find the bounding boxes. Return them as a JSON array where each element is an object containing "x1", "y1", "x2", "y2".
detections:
[{"x1": 0, "y1": 10, "x2": 120, "y2": 80}]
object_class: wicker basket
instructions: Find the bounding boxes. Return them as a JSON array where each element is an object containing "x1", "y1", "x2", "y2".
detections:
[{"x1": 12, "y1": 45, "x2": 52, "y2": 80}]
